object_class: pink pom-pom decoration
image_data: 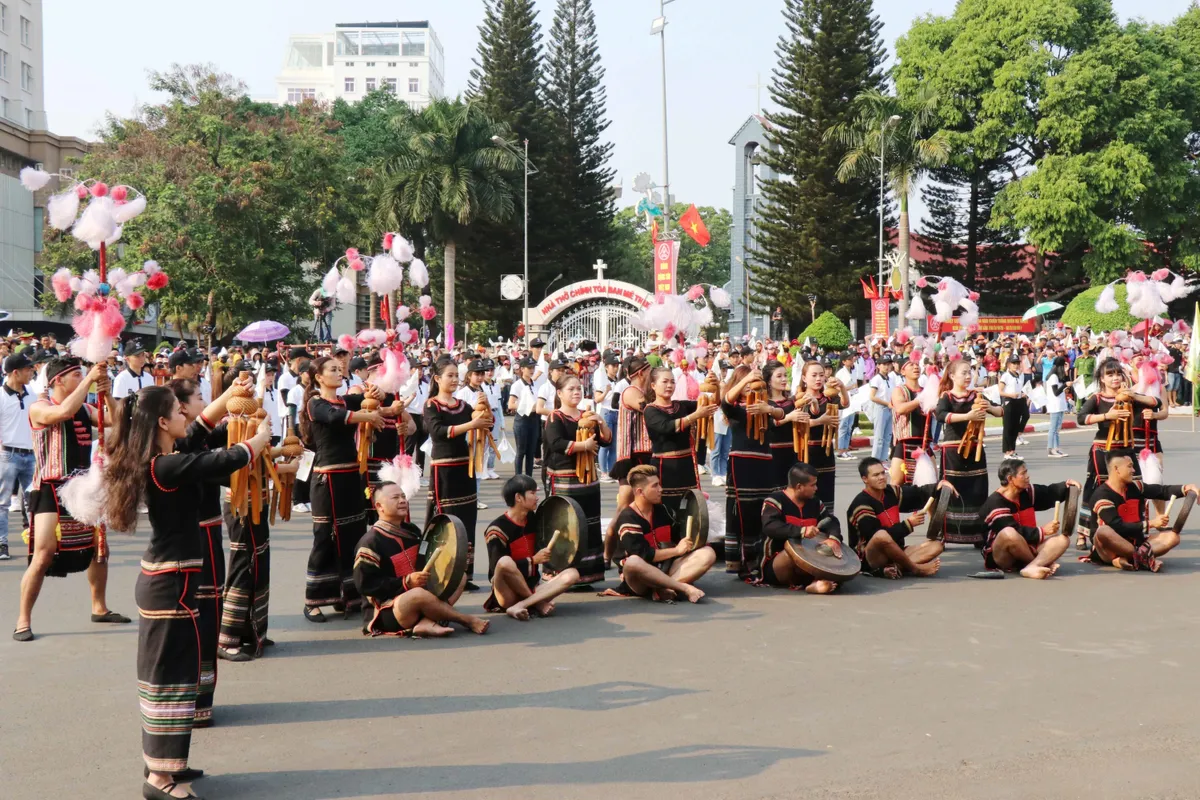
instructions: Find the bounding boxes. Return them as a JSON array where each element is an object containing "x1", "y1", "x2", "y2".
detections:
[
  {"x1": 1151, "y1": 268, "x2": 1170, "y2": 281},
  {"x1": 337, "y1": 334, "x2": 356, "y2": 353},
  {"x1": 111, "y1": 185, "x2": 128, "y2": 202},
  {"x1": 74, "y1": 292, "x2": 94, "y2": 312},
  {"x1": 1127, "y1": 270, "x2": 1147, "y2": 283},
  {"x1": 52, "y1": 268, "x2": 73, "y2": 303},
  {"x1": 418, "y1": 295, "x2": 432, "y2": 309},
  {"x1": 99, "y1": 298, "x2": 125, "y2": 337},
  {"x1": 90, "y1": 182, "x2": 108, "y2": 198},
  {"x1": 383, "y1": 232, "x2": 394, "y2": 250},
  {"x1": 146, "y1": 272, "x2": 169, "y2": 291},
  {"x1": 75, "y1": 184, "x2": 89, "y2": 199},
  {"x1": 125, "y1": 291, "x2": 145, "y2": 311},
  {"x1": 349, "y1": 258, "x2": 365, "y2": 272},
  {"x1": 663, "y1": 322, "x2": 677, "y2": 342},
  {"x1": 419, "y1": 305, "x2": 437, "y2": 321},
  {"x1": 394, "y1": 304, "x2": 411, "y2": 322},
  {"x1": 968, "y1": 291, "x2": 980, "y2": 302},
  {"x1": 916, "y1": 277, "x2": 928, "y2": 288},
  {"x1": 685, "y1": 285, "x2": 705, "y2": 301},
  {"x1": 346, "y1": 247, "x2": 359, "y2": 260}
]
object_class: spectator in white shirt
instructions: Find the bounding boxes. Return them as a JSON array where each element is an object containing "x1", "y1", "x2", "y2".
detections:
[
  {"x1": 866, "y1": 355, "x2": 896, "y2": 461},
  {"x1": 835, "y1": 351, "x2": 860, "y2": 458},
  {"x1": 111, "y1": 339, "x2": 151, "y2": 400},
  {"x1": 0, "y1": 351, "x2": 36, "y2": 560}
]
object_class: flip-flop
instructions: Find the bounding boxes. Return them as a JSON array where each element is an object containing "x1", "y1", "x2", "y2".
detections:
[
  {"x1": 303, "y1": 607, "x2": 327, "y2": 624},
  {"x1": 91, "y1": 611, "x2": 132, "y2": 623},
  {"x1": 12, "y1": 627, "x2": 33, "y2": 642}
]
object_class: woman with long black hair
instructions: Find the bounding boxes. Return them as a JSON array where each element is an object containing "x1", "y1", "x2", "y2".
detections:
[
  {"x1": 722, "y1": 364, "x2": 783, "y2": 579},
  {"x1": 933, "y1": 360, "x2": 1003, "y2": 545},
  {"x1": 106, "y1": 385, "x2": 271, "y2": 800},
  {"x1": 542, "y1": 372, "x2": 611, "y2": 584},
  {"x1": 794, "y1": 360, "x2": 845, "y2": 514},
  {"x1": 1044, "y1": 355, "x2": 1071, "y2": 458},
  {"x1": 301, "y1": 356, "x2": 384, "y2": 622},
  {"x1": 425, "y1": 358, "x2": 493, "y2": 588},
  {"x1": 642, "y1": 366, "x2": 716, "y2": 504}
]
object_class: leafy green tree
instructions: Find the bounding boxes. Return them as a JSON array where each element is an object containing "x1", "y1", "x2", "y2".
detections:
[
  {"x1": 799, "y1": 310, "x2": 853, "y2": 350},
  {"x1": 606, "y1": 204, "x2": 732, "y2": 291},
  {"x1": 753, "y1": 0, "x2": 887, "y2": 327},
  {"x1": 40, "y1": 64, "x2": 355, "y2": 344},
  {"x1": 376, "y1": 98, "x2": 518, "y2": 338},
  {"x1": 1060, "y1": 284, "x2": 1139, "y2": 330},
  {"x1": 826, "y1": 85, "x2": 950, "y2": 321}
]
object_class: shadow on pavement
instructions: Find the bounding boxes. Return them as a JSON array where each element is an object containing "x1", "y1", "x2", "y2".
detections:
[
  {"x1": 217, "y1": 680, "x2": 698, "y2": 727},
  {"x1": 206, "y1": 744, "x2": 821, "y2": 797}
]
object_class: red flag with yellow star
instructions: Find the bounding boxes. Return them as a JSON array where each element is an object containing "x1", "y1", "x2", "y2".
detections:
[{"x1": 678, "y1": 204, "x2": 710, "y2": 247}]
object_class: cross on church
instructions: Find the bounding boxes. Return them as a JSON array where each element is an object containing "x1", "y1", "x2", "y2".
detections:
[
  {"x1": 749, "y1": 73, "x2": 768, "y2": 112},
  {"x1": 594, "y1": 259, "x2": 607, "y2": 281}
]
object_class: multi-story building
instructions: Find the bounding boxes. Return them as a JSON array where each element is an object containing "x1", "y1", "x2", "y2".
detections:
[
  {"x1": 275, "y1": 21, "x2": 445, "y2": 110},
  {"x1": 0, "y1": 0, "x2": 46, "y2": 131},
  {"x1": 725, "y1": 114, "x2": 775, "y2": 340}
]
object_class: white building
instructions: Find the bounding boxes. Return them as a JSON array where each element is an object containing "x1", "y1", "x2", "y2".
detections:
[
  {"x1": 274, "y1": 21, "x2": 445, "y2": 110},
  {"x1": 0, "y1": 0, "x2": 46, "y2": 131}
]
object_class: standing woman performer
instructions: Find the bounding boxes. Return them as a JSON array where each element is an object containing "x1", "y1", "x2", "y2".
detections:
[
  {"x1": 424, "y1": 358, "x2": 493, "y2": 589},
  {"x1": 933, "y1": 360, "x2": 1003, "y2": 545},
  {"x1": 302, "y1": 356, "x2": 384, "y2": 622},
  {"x1": 722, "y1": 365, "x2": 783, "y2": 578},
  {"x1": 643, "y1": 367, "x2": 718, "y2": 504},
  {"x1": 795, "y1": 360, "x2": 846, "y2": 514},
  {"x1": 1076, "y1": 357, "x2": 1157, "y2": 549},
  {"x1": 106, "y1": 385, "x2": 271, "y2": 800},
  {"x1": 762, "y1": 361, "x2": 799, "y2": 491},
  {"x1": 542, "y1": 373, "x2": 611, "y2": 584},
  {"x1": 603, "y1": 356, "x2": 653, "y2": 563},
  {"x1": 889, "y1": 358, "x2": 933, "y2": 486}
]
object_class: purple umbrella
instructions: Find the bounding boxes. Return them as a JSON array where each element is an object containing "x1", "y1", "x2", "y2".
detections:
[{"x1": 235, "y1": 320, "x2": 290, "y2": 342}]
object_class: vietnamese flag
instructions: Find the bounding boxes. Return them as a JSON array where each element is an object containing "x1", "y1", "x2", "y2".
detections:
[{"x1": 679, "y1": 204, "x2": 710, "y2": 247}]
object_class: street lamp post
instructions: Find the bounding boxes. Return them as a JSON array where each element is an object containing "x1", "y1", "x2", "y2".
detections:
[
  {"x1": 651, "y1": 1, "x2": 675, "y2": 231},
  {"x1": 878, "y1": 114, "x2": 902, "y2": 324},
  {"x1": 492, "y1": 135, "x2": 538, "y2": 346}
]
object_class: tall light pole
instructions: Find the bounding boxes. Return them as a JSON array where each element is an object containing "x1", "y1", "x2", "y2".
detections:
[
  {"x1": 878, "y1": 114, "x2": 902, "y2": 303},
  {"x1": 651, "y1": 1, "x2": 675, "y2": 231},
  {"x1": 492, "y1": 135, "x2": 538, "y2": 346}
]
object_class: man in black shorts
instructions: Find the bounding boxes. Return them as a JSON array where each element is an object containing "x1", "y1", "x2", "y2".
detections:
[
  {"x1": 760, "y1": 462, "x2": 843, "y2": 593},
  {"x1": 978, "y1": 459, "x2": 1075, "y2": 579},
  {"x1": 1086, "y1": 453, "x2": 1195, "y2": 572},
  {"x1": 846, "y1": 457, "x2": 950, "y2": 579}
]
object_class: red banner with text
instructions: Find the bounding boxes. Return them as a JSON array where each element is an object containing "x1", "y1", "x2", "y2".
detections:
[
  {"x1": 871, "y1": 298, "x2": 889, "y2": 337},
  {"x1": 653, "y1": 238, "x2": 679, "y2": 294},
  {"x1": 927, "y1": 315, "x2": 1036, "y2": 334}
]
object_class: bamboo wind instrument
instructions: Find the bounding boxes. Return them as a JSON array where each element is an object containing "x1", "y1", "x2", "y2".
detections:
[
  {"x1": 746, "y1": 379, "x2": 768, "y2": 444},
  {"x1": 274, "y1": 427, "x2": 305, "y2": 524},
  {"x1": 957, "y1": 393, "x2": 989, "y2": 462},
  {"x1": 226, "y1": 385, "x2": 258, "y2": 519},
  {"x1": 793, "y1": 391, "x2": 811, "y2": 461},
  {"x1": 696, "y1": 373, "x2": 720, "y2": 450},
  {"x1": 468, "y1": 394, "x2": 496, "y2": 478},
  {"x1": 821, "y1": 384, "x2": 841, "y2": 455},
  {"x1": 1104, "y1": 398, "x2": 1133, "y2": 450},
  {"x1": 576, "y1": 414, "x2": 599, "y2": 483},
  {"x1": 357, "y1": 397, "x2": 380, "y2": 475}
]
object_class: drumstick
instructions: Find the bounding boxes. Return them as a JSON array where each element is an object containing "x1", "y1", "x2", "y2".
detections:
[
  {"x1": 547, "y1": 529, "x2": 563, "y2": 552},
  {"x1": 1165, "y1": 495, "x2": 1177, "y2": 520},
  {"x1": 1054, "y1": 500, "x2": 1061, "y2": 526},
  {"x1": 921, "y1": 496, "x2": 936, "y2": 515},
  {"x1": 421, "y1": 546, "x2": 444, "y2": 574},
  {"x1": 685, "y1": 516, "x2": 694, "y2": 542}
]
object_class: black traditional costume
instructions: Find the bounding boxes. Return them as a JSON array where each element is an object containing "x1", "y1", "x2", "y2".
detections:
[
  {"x1": 611, "y1": 387, "x2": 651, "y2": 483},
  {"x1": 891, "y1": 383, "x2": 932, "y2": 484},
  {"x1": 543, "y1": 409, "x2": 608, "y2": 583},
  {"x1": 1085, "y1": 480, "x2": 1184, "y2": 570},
  {"x1": 765, "y1": 397, "x2": 797, "y2": 491},
  {"x1": 366, "y1": 391, "x2": 402, "y2": 526},
  {"x1": 797, "y1": 393, "x2": 841, "y2": 513},
  {"x1": 611, "y1": 503, "x2": 677, "y2": 596},
  {"x1": 721, "y1": 400, "x2": 772, "y2": 574},
  {"x1": 643, "y1": 400, "x2": 701, "y2": 501},
  {"x1": 137, "y1": 444, "x2": 253, "y2": 775},
  {"x1": 1076, "y1": 393, "x2": 1149, "y2": 534},
  {"x1": 28, "y1": 400, "x2": 101, "y2": 576},
  {"x1": 423, "y1": 397, "x2": 478, "y2": 578},
  {"x1": 934, "y1": 391, "x2": 992, "y2": 545},
  {"x1": 481, "y1": 511, "x2": 540, "y2": 612},
  {"x1": 979, "y1": 482, "x2": 1071, "y2": 571},
  {"x1": 759, "y1": 490, "x2": 841, "y2": 587},
  {"x1": 305, "y1": 394, "x2": 366, "y2": 612},
  {"x1": 846, "y1": 484, "x2": 938, "y2": 576},
  {"x1": 352, "y1": 519, "x2": 424, "y2": 636}
]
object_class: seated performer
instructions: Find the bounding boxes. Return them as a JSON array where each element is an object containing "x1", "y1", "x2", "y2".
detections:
[
  {"x1": 847, "y1": 457, "x2": 950, "y2": 579},
  {"x1": 1086, "y1": 453, "x2": 1196, "y2": 572},
  {"x1": 760, "y1": 462, "x2": 844, "y2": 594},
  {"x1": 610, "y1": 465, "x2": 715, "y2": 602},
  {"x1": 352, "y1": 482, "x2": 490, "y2": 637},
  {"x1": 482, "y1": 475, "x2": 581, "y2": 621},
  {"x1": 979, "y1": 459, "x2": 1076, "y2": 579}
]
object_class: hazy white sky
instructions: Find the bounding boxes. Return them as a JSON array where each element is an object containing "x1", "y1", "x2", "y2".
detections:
[{"x1": 45, "y1": 0, "x2": 1186, "y2": 216}]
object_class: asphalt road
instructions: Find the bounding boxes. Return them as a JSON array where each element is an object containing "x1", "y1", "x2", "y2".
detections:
[{"x1": 3, "y1": 419, "x2": 1200, "y2": 799}]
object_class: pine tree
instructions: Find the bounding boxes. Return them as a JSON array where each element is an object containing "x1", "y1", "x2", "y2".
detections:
[
  {"x1": 752, "y1": 0, "x2": 886, "y2": 326},
  {"x1": 541, "y1": 0, "x2": 616, "y2": 282}
]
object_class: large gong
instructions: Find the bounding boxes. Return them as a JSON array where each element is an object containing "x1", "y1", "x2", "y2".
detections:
[{"x1": 421, "y1": 514, "x2": 469, "y2": 601}]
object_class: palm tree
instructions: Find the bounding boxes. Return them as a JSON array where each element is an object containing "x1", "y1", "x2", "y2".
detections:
[
  {"x1": 376, "y1": 98, "x2": 518, "y2": 341},
  {"x1": 825, "y1": 86, "x2": 950, "y2": 322}
]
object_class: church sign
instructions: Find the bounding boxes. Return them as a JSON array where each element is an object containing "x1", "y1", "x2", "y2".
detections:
[{"x1": 536, "y1": 280, "x2": 653, "y2": 320}]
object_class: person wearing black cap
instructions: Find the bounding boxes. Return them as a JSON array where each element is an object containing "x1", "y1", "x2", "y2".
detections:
[
  {"x1": 0, "y1": 350, "x2": 36, "y2": 561},
  {"x1": 593, "y1": 354, "x2": 621, "y2": 481},
  {"x1": 455, "y1": 358, "x2": 492, "y2": 509},
  {"x1": 507, "y1": 356, "x2": 539, "y2": 477},
  {"x1": 113, "y1": 338, "x2": 151, "y2": 400},
  {"x1": 999, "y1": 355, "x2": 1029, "y2": 457},
  {"x1": 481, "y1": 358, "x2": 503, "y2": 480},
  {"x1": 169, "y1": 347, "x2": 204, "y2": 383},
  {"x1": 529, "y1": 338, "x2": 548, "y2": 389},
  {"x1": 14, "y1": 358, "x2": 126, "y2": 642},
  {"x1": 348, "y1": 355, "x2": 369, "y2": 390},
  {"x1": 277, "y1": 346, "x2": 313, "y2": 430},
  {"x1": 866, "y1": 355, "x2": 896, "y2": 461},
  {"x1": 602, "y1": 355, "x2": 654, "y2": 563}
]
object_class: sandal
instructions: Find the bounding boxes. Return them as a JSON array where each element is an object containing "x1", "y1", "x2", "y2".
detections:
[
  {"x1": 142, "y1": 781, "x2": 204, "y2": 800},
  {"x1": 144, "y1": 767, "x2": 204, "y2": 782},
  {"x1": 91, "y1": 610, "x2": 132, "y2": 623},
  {"x1": 12, "y1": 627, "x2": 33, "y2": 642},
  {"x1": 303, "y1": 607, "x2": 327, "y2": 624},
  {"x1": 217, "y1": 647, "x2": 253, "y2": 663}
]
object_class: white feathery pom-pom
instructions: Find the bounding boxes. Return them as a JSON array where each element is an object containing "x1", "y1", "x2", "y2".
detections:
[
  {"x1": 107, "y1": 268, "x2": 128, "y2": 293},
  {"x1": 367, "y1": 253, "x2": 404, "y2": 294},
  {"x1": 933, "y1": 297, "x2": 956, "y2": 322},
  {"x1": 1139, "y1": 448, "x2": 1162, "y2": 485},
  {"x1": 47, "y1": 189, "x2": 80, "y2": 230},
  {"x1": 917, "y1": 373, "x2": 941, "y2": 413},
  {"x1": 958, "y1": 299, "x2": 980, "y2": 329},
  {"x1": 407, "y1": 258, "x2": 429, "y2": 288},
  {"x1": 322, "y1": 265, "x2": 340, "y2": 298},
  {"x1": 709, "y1": 287, "x2": 731, "y2": 308},
  {"x1": 142, "y1": 259, "x2": 161, "y2": 276},
  {"x1": 103, "y1": 224, "x2": 123, "y2": 249},
  {"x1": 906, "y1": 293, "x2": 927, "y2": 321},
  {"x1": 692, "y1": 304, "x2": 713, "y2": 330},
  {"x1": 20, "y1": 167, "x2": 53, "y2": 191},
  {"x1": 1094, "y1": 283, "x2": 1119, "y2": 314},
  {"x1": 58, "y1": 462, "x2": 108, "y2": 527},
  {"x1": 1129, "y1": 285, "x2": 1167, "y2": 320},
  {"x1": 391, "y1": 235, "x2": 415, "y2": 264},
  {"x1": 336, "y1": 271, "x2": 357, "y2": 305},
  {"x1": 913, "y1": 449, "x2": 939, "y2": 487},
  {"x1": 71, "y1": 197, "x2": 117, "y2": 249},
  {"x1": 379, "y1": 454, "x2": 421, "y2": 501},
  {"x1": 111, "y1": 194, "x2": 147, "y2": 225},
  {"x1": 80, "y1": 269, "x2": 101, "y2": 295}
]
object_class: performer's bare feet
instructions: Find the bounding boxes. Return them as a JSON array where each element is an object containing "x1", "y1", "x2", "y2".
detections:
[
  {"x1": 681, "y1": 585, "x2": 705, "y2": 603},
  {"x1": 506, "y1": 607, "x2": 530, "y2": 621},
  {"x1": 1019, "y1": 564, "x2": 1053, "y2": 580},
  {"x1": 912, "y1": 558, "x2": 940, "y2": 577},
  {"x1": 1112, "y1": 557, "x2": 1135, "y2": 571},
  {"x1": 533, "y1": 600, "x2": 555, "y2": 617},
  {"x1": 805, "y1": 580, "x2": 837, "y2": 594},
  {"x1": 1148, "y1": 557, "x2": 1163, "y2": 573},
  {"x1": 413, "y1": 619, "x2": 454, "y2": 637},
  {"x1": 466, "y1": 617, "x2": 491, "y2": 635},
  {"x1": 881, "y1": 564, "x2": 902, "y2": 580},
  {"x1": 1048, "y1": 562, "x2": 1062, "y2": 576},
  {"x1": 652, "y1": 588, "x2": 677, "y2": 603}
]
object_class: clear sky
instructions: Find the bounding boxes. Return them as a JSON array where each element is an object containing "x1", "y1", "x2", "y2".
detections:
[{"x1": 45, "y1": 0, "x2": 1187, "y2": 218}]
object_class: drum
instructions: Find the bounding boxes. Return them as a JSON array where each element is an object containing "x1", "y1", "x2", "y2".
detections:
[
  {"x1": 1060, "y1": 483, "x2": 1081, "y2": 537},
  {"x1": 421, "y1": 514, "x2": 470, "y2": 601},
  {"x1": 672, "y1": 489, "x2": 709, "y2": 548},
  {"x1": 784, "y1": 536, "x2": 861, "y2": 583},
  {"x1": 925, "y1": 485, "x2": 954, "y2": 541},
  {"x1": 1172, "y1": 491, "x2": 1197, "y2": 534},
  {"x1": 533, "y1": 495, "x2": 584, "y2": 573}
]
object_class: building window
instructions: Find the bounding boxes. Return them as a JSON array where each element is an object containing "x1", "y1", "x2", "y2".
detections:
[
  {"x1": 20, "y1": 61, "x2": 30, "y2": 91},
  {"x1": 0, "y1": 50, "x2": 9, "y2": 80},
  {"x1": 0, "y1": 5, "x2": 7, "y2": 33},
  {"x1": 408, "y1": 78, "x2": 419, "y2": 94},
  {"x1": 33, "y1": 206, "x2": 43, "y2": 252},
  {"x1": 365, "y1": 77, "x2": 376, "y2": 92},
  {"x1": 365, "y1": 61, "x2": 375, "y2": 67},
  {"x1": 409, "y1": 62, "x2": 418, "y2": 67},
  {"x1": 286, "y1": 87, "x2": 315, "y2": 103},
  {"x1": 344, "y1": 77, "x2": 354, "y2": 93},
  {"x1": 388, "y1": 62, "x2": 397, "y2": 67},
  {"x1": 344, "y1": 61, "x2": 355, "y2": 67},
  {"x1": 361, "y1": 31, "x2": 399, "y2": 57},
  {"x1": 402, "y1": 32, "x2": 426, "y2": 57},
  {"x1": 25, "y1": 108, "x2": 31, "y2": 127},
  {"x1": 383, "y1": 78, "x2": 396, "y2": 94},
  {"x1": 1, "y1": 98, "x2": 9, "y2": 120},
  {"x1": 336, "y1": 30, "x2": 359, "y2": 56},
  {"x1": 19, "y1": 15, "x2": 28, "y2": 46}
]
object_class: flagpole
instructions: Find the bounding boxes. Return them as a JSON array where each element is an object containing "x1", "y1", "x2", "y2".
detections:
[{"x1": 654, "y1": 0, "x2": 674, "y2": 234}]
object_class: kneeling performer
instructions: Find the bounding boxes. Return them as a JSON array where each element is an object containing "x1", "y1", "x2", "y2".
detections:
[
  {"x1": 979, "y1": 459, "x2": 1075, "y2": 579},
  {"x1": 847, "y1": 457, "x2": 949, "y2": 579},
  {"x1": 483, "y1": 475, "x2": 580, "y2": 620},
  {"x1": 352, "y1": 483, "x2": 490, "y2": 637},
  {"x1": 611, "y1": 465, "x2": 715, "y2": 602},
  {"x1": 1086, "y1": 453, "x2": 1196, "y2": 572},
  {"x1": 760, "y1": 462, "x2": 843, "y2": 594}
]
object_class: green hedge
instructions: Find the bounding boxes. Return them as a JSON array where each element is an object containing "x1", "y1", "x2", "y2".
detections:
[
  {"x1": 1060, "y1": 285, "x2": 1139, "y2": 330},
  {"x1": 799, "y1": 310, "x2": 853, "y2": 350}
]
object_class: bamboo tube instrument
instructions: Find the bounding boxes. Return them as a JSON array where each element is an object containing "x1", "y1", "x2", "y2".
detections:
[
  {"x1": 746, "y1": 379, "x2": 768, "y2": 444},
  {"x1": 1104, "y1": 397, "x2": 1133, "y2": 450},
  {"x1": 275, "y1": 427, "x2": 305, "y2": 524},
  {"x1": 576, "y1": 413, "x2": 599, "y2": 483},
  {"x1": 792, "y1": 391, "x2": 811, "y2": 462},
  {"x1": 248, "y1": 408, "x2": 268, "y2": 524},
  {"x1": 357, "y1": 397, "x2": 380, "y2": 475},
  {"x1": 226, "y1": 385, "x2": 258, "y2": 518},
  {"x1": 468, "y1": 393, "x2": 496, "y2": 478},
  {"x1": 957, "y1": 393, "x2": 989, "y2": 462},
  {"x1": 821, "y1": 384, "x2": 840, "y2": 455},
  {"x1": 696, "y1": 373, "x2": 720, "y2": 450}
]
